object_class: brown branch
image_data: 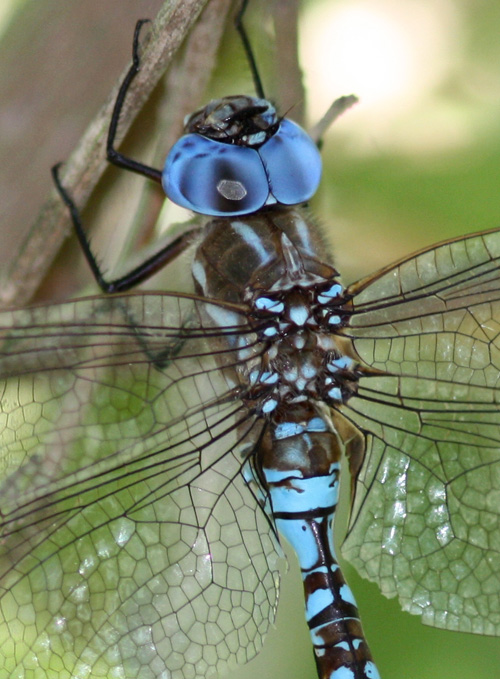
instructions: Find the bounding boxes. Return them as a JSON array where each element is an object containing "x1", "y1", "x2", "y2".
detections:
[
  {"x1": 0, "y1": 0, "x2": 233, "y2": 309},
  {"x1": 309, "y1": 95, "x2": 359, "y2": 145}
]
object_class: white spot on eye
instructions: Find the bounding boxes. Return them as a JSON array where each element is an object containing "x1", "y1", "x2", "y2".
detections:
[
  {"x1": 217, "y1": 179, "x2": 247, "y2": 200},
  {"x1": 36, "y1": 635, "x2": 51, "y2": 651}
]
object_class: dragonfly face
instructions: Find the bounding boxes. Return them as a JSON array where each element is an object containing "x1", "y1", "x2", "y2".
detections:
[{"x1": 1, "y1": 9, "x2": 500, "y2": 679}]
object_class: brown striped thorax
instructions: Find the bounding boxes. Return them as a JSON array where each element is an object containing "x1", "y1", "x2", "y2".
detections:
[{"x1": 192, "y1": 208, "x2": 362, "y2": 416}]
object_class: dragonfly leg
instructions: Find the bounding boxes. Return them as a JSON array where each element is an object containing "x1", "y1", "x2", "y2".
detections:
[
  {"x1": 234, "y1": 0, "x2": 266, "y2": 99},
  {"x1": 106, "y1": 19, "x2": 163, "y2": 183},
  {"x1": 51, "y1": 163, "x2": 200, "y2": 294}
]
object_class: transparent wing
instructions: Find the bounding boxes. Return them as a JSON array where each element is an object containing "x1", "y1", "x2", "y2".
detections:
[
  {"x1": 0, "y1": 292, "x2": 282, "y2": 679},
  {"x1": 341, "y1": 228, "x2": 500, "y2": 635}
]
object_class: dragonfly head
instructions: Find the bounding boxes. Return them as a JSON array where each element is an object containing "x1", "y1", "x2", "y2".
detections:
[
  {"x1": 163, "y1": 95, "x2": 322, "y2": 218},
  {"x1": 184, "y1": 95, "x2": 279, "y2": 147}
]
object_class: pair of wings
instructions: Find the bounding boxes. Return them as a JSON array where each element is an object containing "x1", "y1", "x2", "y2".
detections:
[{"x1": 1, "y1": 227, "x2": 500, "y2": 678}]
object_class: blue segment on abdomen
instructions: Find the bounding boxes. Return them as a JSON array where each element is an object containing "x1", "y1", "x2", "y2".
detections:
[{"x1": 262, "y1": 411, "x2": 381, "y2": 679}]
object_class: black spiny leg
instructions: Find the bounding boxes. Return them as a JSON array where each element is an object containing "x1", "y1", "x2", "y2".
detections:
[
  {"x1": 106, "y1": 19, "x2": 163, "y2": 183},
  {"x1": 52, "y1": 20, "x2": 200, "y2": 294},
  {"x1": 51, "y1": 164, "x2": 199, "y2": 294},
  {"x1": 52, "y1": 163, "x2": 200, "y2": 369},
  {"x1": 234, "y1": 0, "x2": 266, "y2": 99}
]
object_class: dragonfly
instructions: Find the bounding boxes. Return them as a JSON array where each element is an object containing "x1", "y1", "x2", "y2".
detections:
[{"x1": 2, "y1": 5, "x2": 500, "y2": 679}]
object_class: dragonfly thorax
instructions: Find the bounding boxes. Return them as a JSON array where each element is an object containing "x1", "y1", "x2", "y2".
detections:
[
  {"x1": 243, "y1": 315, "x2": 359, "y2": 415},
  {"x1": 191, "y1": 207, "x2": 359, "y2": 415}
]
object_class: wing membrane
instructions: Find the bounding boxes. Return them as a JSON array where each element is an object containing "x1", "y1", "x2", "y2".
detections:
[
  {"x1": 0, "y1": 292, "x2": 282, "y2": 679},
  {"x1": 341, "y1": 228, "x2": 500, "y2": 635}
]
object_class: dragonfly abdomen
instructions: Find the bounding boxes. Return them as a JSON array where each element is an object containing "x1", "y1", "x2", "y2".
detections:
[
  {"x1": 261, "y1": 407, "x2": 380, "y2": 679},
  {"x1": 191, "y1": 198, "x2": 379, "y2": 677}
]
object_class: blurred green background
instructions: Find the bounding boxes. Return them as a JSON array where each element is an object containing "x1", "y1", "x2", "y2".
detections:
[{"x1": 1, "y1": 0, "x2": 500, "y2": 678}]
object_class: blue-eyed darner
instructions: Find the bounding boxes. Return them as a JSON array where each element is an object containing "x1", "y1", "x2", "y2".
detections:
[{"x1": 2, "y1": 3, "x2": 500, "y2": 679}]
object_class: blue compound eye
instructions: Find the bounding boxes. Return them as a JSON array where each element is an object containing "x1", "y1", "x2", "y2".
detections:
[
  {"x1": 259, "y1": 119, "x2": 322, "y2": 205},
  {"x1": 162, "y1": 118, "x2": 322, "y2": 217},
  {"x1": 163, "y1": 134, "x2": 270, "y2": 216}
]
